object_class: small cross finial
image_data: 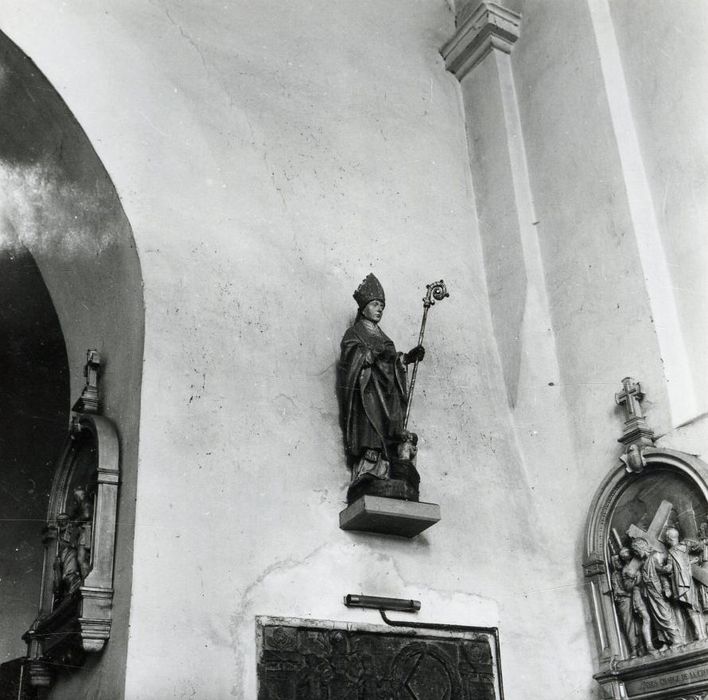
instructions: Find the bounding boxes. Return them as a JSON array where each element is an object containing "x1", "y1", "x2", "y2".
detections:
[
  {"x1": 615, "y1": 376, "x2": 654, "y2": 451},
  {"x1": 615, "y1": 377, "x2": 645, "y2": 421},
  {"x1": 72, "y1": 349, "x2": 101, "y2": 415}
]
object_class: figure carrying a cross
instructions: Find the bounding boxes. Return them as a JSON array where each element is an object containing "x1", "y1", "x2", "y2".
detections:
[
  {"x1": 615, "y1": 497, "x2": 708, "y2": 655},
  {"x1": 630, "y1": 537, "x2": 682, "y2": 651}
]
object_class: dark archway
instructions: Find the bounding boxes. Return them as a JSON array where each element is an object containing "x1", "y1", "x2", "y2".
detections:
[{"x1": 0, "y1": 249, "x2": 69, "y2": 667}]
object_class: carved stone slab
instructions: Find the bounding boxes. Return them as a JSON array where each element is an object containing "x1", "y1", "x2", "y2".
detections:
[
  {"x1": 256, "y1": 616, "x2": 502, "y2": 700},
  {"x1": 339, "y1": 495, "x2": 441, "y2": 538}
]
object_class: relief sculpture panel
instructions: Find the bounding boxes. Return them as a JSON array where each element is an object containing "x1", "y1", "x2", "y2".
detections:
[
  {"x1": 257, "y1": 618, "x2": 500, "y2": 700},
  {"x1": 585, "y1": 378, "x2": 708, "y2": 700},
  {"x1": 608, "y1": 469, "x2": 708, "y2": 657}
]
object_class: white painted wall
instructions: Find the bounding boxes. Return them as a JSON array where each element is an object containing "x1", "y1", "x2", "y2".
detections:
[{"x1": 0, "y1": 1, "x2": 705, "y2": 698}]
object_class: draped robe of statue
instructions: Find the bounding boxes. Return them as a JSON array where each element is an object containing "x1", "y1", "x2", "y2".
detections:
[
  {"x1": 665, "y1": 540, "x2": 706, "y2": 641},
  {"x1": 611, "y1": 557, "x2": 638, "y2": 654},
  {"x1": 667, "y1": 542, "x2": 702, "y2": 611},
  {"x1": 339, "y1": 317, "x2": 408, "y2": 482},
  {"x1": 639, "y1": 550, "x2": 682, "y2": 647},
  {"x1": 699, "y1": 532, "x2": 708, "y2": 611}
]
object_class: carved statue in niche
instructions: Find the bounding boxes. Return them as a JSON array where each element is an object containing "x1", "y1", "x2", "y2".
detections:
[
  {"x1": 23, "y1": 350, "x2": 120, "y2": 690},
  {"x1": 339, "y1": 274, "x2": 425, "y2": 503},
  {"x1": 52, "y1": 485, "x2": 95, "y2": 606},
  {"x1": 53, "y1": 514, "x2": 82, "y2": 604}
]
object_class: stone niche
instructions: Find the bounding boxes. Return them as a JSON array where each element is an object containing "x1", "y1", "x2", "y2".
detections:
[
  {"x1": 23, "y1": 351, "x2": 119, "y2": 691},
  {"x1": 585, "y1": 445, "x2": 708, "y2": 700},
  {"x1": 256, "y1": 616, "x2": 503, "y2": 699}
]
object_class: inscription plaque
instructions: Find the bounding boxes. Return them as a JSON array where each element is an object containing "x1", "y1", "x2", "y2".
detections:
[{"x1": 257, "y1": 617, "x2": 502, "y2": 700}]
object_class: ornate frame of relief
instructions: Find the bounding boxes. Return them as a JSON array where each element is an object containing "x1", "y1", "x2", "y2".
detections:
[
  {"x1": 584, "y1": 378, "x2": 708, "y2": 700},
  {"x1": 23, "y1": 351, "x2": 119, "y2": 690},
  {"x1": 256, "y1": 615, "x2": 504, "y2": 699}
]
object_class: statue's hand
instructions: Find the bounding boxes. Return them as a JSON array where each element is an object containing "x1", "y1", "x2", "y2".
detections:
[{"x1": 404, "y1": 345, "x2": 425, "y2": 364}]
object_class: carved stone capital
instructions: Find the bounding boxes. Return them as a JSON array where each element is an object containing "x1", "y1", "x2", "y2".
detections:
[{"x1": 442, "y1": 1, "x2": 521, "y2": 80}]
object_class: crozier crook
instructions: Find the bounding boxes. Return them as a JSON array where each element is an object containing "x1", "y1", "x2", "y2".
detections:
[{"x1": 403, "y1": 279, "x2": 449, "y2": 431}]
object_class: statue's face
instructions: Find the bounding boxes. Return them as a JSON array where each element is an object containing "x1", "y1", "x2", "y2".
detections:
[
  {"x1": 362, "y1": 299, "x2": 384, "y2": 323},
  {"x1": 631, "y1": 539, "x2": 648, "y2": 558}
]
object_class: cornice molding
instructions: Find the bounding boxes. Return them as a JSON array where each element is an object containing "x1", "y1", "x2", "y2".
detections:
[{"x1": 442, "y1": 1, "x2": 521, "y2": 80}]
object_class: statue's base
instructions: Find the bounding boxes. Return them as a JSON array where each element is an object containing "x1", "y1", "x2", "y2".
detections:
[
  {"x1": 346, "y1": 459, "x2": 420, "y2": 504},
  {"x1": 339, "y1": 495, "x2": 441, "y2": 538}
]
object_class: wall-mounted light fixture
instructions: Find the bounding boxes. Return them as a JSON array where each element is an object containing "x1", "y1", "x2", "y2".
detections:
[{"x1": 343, "y1": 594, "x2": 421, "y2": 613}]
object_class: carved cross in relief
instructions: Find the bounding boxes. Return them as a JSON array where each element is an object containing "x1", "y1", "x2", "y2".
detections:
[
  {"x1": 625, "y1": 499, "x2": 708, "y2": 586},
  {"x1": 625, "y1": 499, "x2": 673, "y2": 573},
  {"x1": 615, "y1": 377, "x2": 645, "y2": 421}
]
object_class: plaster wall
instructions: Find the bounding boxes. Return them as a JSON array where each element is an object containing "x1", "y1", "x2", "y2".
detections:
[
  {"x1": 610, "y1": 0, "x2": 708, "y2": 416},
  {"x1": 0, "y1": 2, "x2": 604, "y2": 699},
  {"x1": 499, "y1": 0, "x2": 708, "y2": 694},
  {"x1": 450, "y1": 0, "x2": 708, "y2": 695}
]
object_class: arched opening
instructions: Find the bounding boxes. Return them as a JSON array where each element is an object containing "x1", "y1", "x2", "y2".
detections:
[
  {"x1": 0, "y1": 29, "x2": 144, "y2": 698},
  {"x1": 0, "y1": 248, "x2": 69, "y2": 669}
]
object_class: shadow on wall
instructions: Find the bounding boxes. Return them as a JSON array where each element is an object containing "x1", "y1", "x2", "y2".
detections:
[{"x1": 0, "y1": 30, "x2": 145, "y2": 698}]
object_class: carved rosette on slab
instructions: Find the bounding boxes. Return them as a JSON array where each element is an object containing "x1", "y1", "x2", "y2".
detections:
[
  {"x1": 337, "y1": 276, "x2": 446, "y2": 538},
  {"x1": 585, "y1": 378, "x2": 708, "y2": 700},
  {"x1": 23, "y1": 350, "x2": 120, "y2": 689}
]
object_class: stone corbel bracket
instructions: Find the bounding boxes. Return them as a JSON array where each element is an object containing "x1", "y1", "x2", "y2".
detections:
[{"x1": 441, "y1": 1, "x2": 521, "y2": 79}]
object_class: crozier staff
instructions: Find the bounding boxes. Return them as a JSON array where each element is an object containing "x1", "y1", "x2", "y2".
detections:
[{"x1": 339, "y1": 274, "x2": 424, "y2": 484}]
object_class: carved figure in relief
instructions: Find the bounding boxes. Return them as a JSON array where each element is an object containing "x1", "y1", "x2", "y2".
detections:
[
  {"x1": 631, "y1": 536, "x2": 682, "y2": 650},
  {"x1": 664, "y1": 527, "x2": 706, "y2": 642},
  {"x1": 697, "y1": 521, "x2": 708, "y2": 612},
  {"x1": 72, "y1": 485, "x2": 93, "y2": 580},
  {"x1": 53, "y1": 514, "x2": 82, "y2": 604},
  {"x1": 625, "y1": 562, "x2": 657, "y2": 656},
  {"x1": 610, "y1": 549, "x2": 639, "y2": 657},
  {"x1": 51, "y1": 486, "x2": 94, "y2": 606},
  {"x1": 339, "y1": 274, "x2": 424, "y2": 497}
]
